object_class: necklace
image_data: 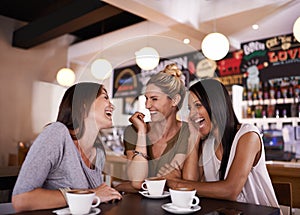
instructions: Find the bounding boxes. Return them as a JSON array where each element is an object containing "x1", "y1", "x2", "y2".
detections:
[{"x1": 74, "y1": 140, "x2": 95, "y2": 169}]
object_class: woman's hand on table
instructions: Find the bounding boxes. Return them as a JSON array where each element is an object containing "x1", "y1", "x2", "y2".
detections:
[
  {"x1": 157, "y1": 163, "x2": 181, "y2": 179},
  {"x1": 93, "y1": 183, "x2": 122, "y2": 203}
]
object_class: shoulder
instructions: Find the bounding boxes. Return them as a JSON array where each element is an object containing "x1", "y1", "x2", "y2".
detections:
[
  {"x1": 235, "y1": 124, "x2": 262, "y2": 149},
  {"x1": 179, "y1": 121, "x2": 190, "y2": 136},
  {"x1": 181, "y1": 121, "x2": 189, "y2": 129},
  {"x1": 237, "y1": 124, "x2": 260, "y2": 137},
  {"x1": 35, "y1": 122, "x2": 71, "y2": 145},
  {"x1": 42, "y1": 122, "x2": 69, "y2": 135}
]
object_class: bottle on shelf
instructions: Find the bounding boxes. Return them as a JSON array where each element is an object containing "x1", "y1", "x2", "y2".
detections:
[
  {"x1": 252, "y1": 86, "x2": 258, "y2": 101},
  {"x1": 263, "y1": 81, "x2": 270, "y2": 100},
  {"x1": 275, "y1": 109, "x2": 280, "y2": 118},
  {"x1": 243, "y1": 86, "x2": 248, "y2": 101},
  {"x1": 258, "y1": 81, "x2": 263, "y2": 102},
  {"x1": 275, "y1": 80, "x2": 282, "y2": 100},
  {"x1": 269, "y1": 81, "x2": 275, "y2": 100}
]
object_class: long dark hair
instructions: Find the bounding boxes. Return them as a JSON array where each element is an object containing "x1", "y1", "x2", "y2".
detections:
[
  {"x1": 56, "y1": 82, "x2": 103, "y2": 139},
  {"x1": 189, "y1": 79, "x2": 240, "y2": 180}
]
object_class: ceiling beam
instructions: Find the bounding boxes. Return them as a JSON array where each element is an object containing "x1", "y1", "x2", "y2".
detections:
[{"x1": 12, "y1": 0, "x2": 123, "y2": 49}]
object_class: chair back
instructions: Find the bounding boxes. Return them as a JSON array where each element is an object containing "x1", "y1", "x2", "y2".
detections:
[{"x1": 272, "y1": 181, "x2": 292, "y2": 215}]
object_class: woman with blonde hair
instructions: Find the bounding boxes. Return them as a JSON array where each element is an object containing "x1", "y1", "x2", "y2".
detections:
[{"x1": 120, "y1": 63, "x2": 189, "y2": 191}]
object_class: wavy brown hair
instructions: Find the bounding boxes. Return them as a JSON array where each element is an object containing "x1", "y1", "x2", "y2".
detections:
[{"x1": 56, "y1": 82, "x2": 103, "y2": 139}]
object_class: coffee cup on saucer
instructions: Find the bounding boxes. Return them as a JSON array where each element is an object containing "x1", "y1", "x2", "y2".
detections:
[
  {"x1": 169, "y1": 187, "x2": 200, "y2": 209},
  {"x1": 141, "y1": 177, "x2": 166, "y2": 196},
  {"x1": 66, "y1": 190, "x2": 100, "y2": 215}
]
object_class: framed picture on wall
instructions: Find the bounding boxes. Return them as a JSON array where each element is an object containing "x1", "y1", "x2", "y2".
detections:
[{"x1": 123, "y1": 96, "x2": 138, "y2": 115}]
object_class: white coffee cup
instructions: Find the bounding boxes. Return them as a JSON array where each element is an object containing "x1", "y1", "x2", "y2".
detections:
[
  {"x1": 141, "y1": 177, "x2": 166, "y2": 196},
  {"x1": 169, "y1": 188, "x2": 200, "y2": 209},
  {"x1": 66, "y1": 190, "x2": 100, "y2": 215}
]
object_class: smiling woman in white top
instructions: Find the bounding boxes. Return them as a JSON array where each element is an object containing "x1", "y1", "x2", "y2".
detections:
[{"x1": 167, "y1": 79, "x2": 279, "y2": 208}]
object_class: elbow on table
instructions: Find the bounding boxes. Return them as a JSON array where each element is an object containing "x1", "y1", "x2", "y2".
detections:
[
  {"x1": 225, "y1": 186, "x2": 241, "y2": 201},
  {"x1": 131, "y1": 181, "x2": 143, "y2": 190},
  {"x1": 12, "y1": 194, "x2": 28, "y2": 213}
]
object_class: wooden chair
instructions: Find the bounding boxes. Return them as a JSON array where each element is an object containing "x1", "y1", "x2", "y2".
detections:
[{"x1": 272, "y1": 182, "x2": 293, "y2": 215}]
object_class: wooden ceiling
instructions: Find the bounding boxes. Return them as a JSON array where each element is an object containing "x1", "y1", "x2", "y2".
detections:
[{"x1": 0, "y1": 0, "x2": 145, "y2": 49}]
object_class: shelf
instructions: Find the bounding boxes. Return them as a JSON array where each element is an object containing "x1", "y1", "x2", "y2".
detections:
[
  {"x1": 242, "y1": 98, "x2": 297, "y2": 106},
  {"x1": 240, "y1": 117, "x2": 300, "y2": 128}
]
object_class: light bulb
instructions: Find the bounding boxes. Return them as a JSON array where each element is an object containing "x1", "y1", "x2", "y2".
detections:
[
  {"x1": 201, "y1": 32, "x2": 230, "y2": 61},
  {"x1": 135, "y1": 47, "x2": 159, "y2": 70},
  {"x1": 91, "y1": 59, "x2": 113, "y2": 80},
  {"x1": 56, "y1": 68, "x2": 75, "y2": 87},
  {"x1": 293, "y1": 17, "x2": 300, "y2": 43}
]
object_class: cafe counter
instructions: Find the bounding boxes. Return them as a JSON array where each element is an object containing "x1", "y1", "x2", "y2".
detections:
[{"x1": 266, "y1": 161, "x2": 300, "y2": 208}]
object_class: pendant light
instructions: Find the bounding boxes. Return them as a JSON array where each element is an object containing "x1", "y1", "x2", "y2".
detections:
[
  {"x1": 201, "y1": 0, "x2": 229, "y2": 61},
  {"x1": 56, "y1": 67, "x2": 76, "y2": 87},
  {"x1": 91, "y1": 36, "x2": 113, "y2": 80},
  {"x1": 293, "y1": 16, "x2": 300, "y2": 43},
  {"x1": 135, "y1": 46, "x2": 160, "y2": 70},
  {"x1": 91, "y1": 58, "x2": 113, "y2": 80},
  {"x1": 202, "y1": 32, "x2": 229, "y2": 61}
]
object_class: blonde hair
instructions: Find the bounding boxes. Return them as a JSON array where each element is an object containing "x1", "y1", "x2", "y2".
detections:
[{"x1": 147, "y1": 63, "x2": 186, "y2": 109}]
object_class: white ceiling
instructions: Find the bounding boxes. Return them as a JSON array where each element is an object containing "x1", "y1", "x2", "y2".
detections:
[{"x1": 68, "y1": 0, "x2": 300, "y2": 70}]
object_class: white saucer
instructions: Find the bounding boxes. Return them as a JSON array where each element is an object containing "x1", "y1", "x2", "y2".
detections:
[
  {"x1": 139, "y1": 191, "x2": 170, "y2": 199},
  {"x1": 52, "y1": 207, "x2": 101, "y2": 215},
  {"x1": 161, "y1": 203, "x2": 201, "y2": 214}
]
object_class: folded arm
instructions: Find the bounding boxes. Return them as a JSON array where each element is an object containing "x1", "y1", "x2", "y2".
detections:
[{"x1": 168, "y1": 131, "x2": 261, "y2": 201}]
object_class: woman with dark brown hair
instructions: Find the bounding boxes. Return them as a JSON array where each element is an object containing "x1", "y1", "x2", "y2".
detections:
[
  {"x1": 167, "y1": 79, "x2": 279, "y2": 207},
  {"x1": 12, "y1": 82, "x2": 122, "y2": 212}
]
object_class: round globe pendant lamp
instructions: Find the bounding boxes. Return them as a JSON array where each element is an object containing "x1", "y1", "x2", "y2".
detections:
[
  {"x1": 135, "y1": 46, "x2": 159, "y2": 70},
  {"x1": 293, "y1": 16, "x2": 300, "y2": 43},
  {"x1": 201, "y1": 32, "x2": 229, "y2": 61},
  {"x1": 91, "y1": 58, "x2": 113, "y2": 80},
  {"x1": 56, "y1": 68, "x2": 76, "y2": 87}
]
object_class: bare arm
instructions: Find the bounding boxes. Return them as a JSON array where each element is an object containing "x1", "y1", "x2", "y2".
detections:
[
  {"x1": 182, "y1": 134, "x2": 202, "y2": 181},
  {"x1": 168, "y1": 132, "x2": 261, "y2": 201},
  {"x1": 126, "y1": 112, "x2": 149, "y2": 189},
  {"x1": 12, "y1": 188, "x2": 66, "y2": 212}
]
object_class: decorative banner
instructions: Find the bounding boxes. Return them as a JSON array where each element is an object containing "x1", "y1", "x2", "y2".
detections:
[
  {"x1": 113, "y1": 53, "x2": 193, "y2": 98},
  {"x1": 241, "y1": 33, "x2": 300, "y2": 89},
  {"x1": 113, "y1": 33, "x2": 300, "y2": 98},
  {"x1": 113, "y1": 65, "x2": 141, "y2": 98}
]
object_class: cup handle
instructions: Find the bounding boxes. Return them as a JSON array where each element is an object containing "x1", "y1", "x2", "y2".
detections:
[
  {"x1": 141, "y1": 182, "x2": 148, "y2": 191},
  {"x1": 191, "y1": 196, "x2": 200, "y2": 207},
  {"x1": 91, "y1": 196, "x2": 101, "y2": 208}
]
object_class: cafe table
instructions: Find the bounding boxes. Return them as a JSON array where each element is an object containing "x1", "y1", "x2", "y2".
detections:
[{"x1": 6, "y1": 192, "x2": 280, "y2": 215}]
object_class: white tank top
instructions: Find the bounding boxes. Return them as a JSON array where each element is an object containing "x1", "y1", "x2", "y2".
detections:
[{"x1": 201, "y1": 124, "x2": 279, "y2": 208}]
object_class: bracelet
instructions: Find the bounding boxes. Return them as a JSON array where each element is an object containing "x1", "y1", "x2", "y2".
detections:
[
  {"x1": 131, "y1": 150, "x2": 149, "y2": 160},
  {"x1": 59, "y1": 187, "x2": 71, "y2": 202}
]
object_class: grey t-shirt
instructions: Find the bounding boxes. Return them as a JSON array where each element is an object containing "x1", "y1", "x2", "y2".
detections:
[{"x1": 13, "y1": 122, "x2": 105, "y2": 196}]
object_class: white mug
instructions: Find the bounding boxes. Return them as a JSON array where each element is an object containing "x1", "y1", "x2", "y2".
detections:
[
  {"x1": 169, "y1": 188, "x2": 200, "y2": 209},
  {"x1": 141, "y1": 177, "x2": 166, "y2": 196},
  {"x1": 66, "y1": 190, "x2": 100, "y2": 215}
]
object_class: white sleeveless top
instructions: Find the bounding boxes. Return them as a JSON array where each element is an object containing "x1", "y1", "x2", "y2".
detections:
[{"x1": 201, "y1": 124, "x2": 279, "y2": 208}]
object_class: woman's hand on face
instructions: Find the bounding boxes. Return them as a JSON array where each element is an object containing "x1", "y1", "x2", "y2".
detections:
[
  {"x1": 187, "y1": 117, "x2": 202, "y2": 144},
  {"x1": 129, "y1": 112, "x2": 147, "y2": 133},
  {"x1": 187, "y1": 116, "x2": 199, "y2": 136},
  {"x1": 93, "y1": 183, "x2": 122, "y2": 203}
]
